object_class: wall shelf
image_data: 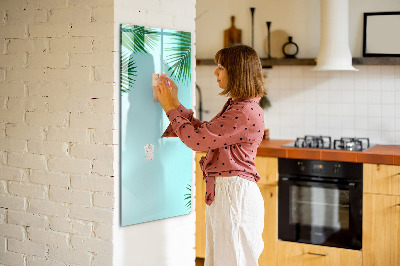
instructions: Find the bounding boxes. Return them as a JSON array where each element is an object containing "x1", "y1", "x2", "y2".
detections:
[
  {"x1": 352, "y1": 57, "x2": 400, "y2": 65},
  {"x1": 196, "y1": 57, "x2": 400, "y2": 67}
]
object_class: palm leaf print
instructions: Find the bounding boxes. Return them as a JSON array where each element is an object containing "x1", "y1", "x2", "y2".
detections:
[
  {"x1": 184, "y1": 184, "x2": 191, "y2": 211},
  {"x1": 165, "y1": 31, "x2": 191, "y2": 85},
  {"x1": 120, "y1": 25, "x2": 160, "y2": 93},
  {"x1": 121, "y1": 25, "x2": 159, "y2": 54},
  {"x1": 120, "y1": 51, "x2": 137, "y2": 93}
]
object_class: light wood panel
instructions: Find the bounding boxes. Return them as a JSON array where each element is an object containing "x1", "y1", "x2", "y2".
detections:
[
  {"x1": 363, "y1": 193, "x2": 400, "y2": 266},
  {"x1": 276, "y1": 241, "x2": 362, "y2": 266},
  {"x1": 259, "y1": 185, "x2": 278, "y2": 266},
  {"x1": 255, "y1": 156, "x2": 278, "y2": 186},
  {"x1": 364, "y1": 164, "x2": 400, "y2": 196},
  {"x1": 195, "y1": 152, "x2": 207, "y2": 258}
]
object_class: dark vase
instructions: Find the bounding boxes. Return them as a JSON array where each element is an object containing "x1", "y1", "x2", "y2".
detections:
[{"x1": 282, "y1": 36, "x2": 299, "y2": 58}]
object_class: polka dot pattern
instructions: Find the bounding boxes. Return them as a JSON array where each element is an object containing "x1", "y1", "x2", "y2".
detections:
[{"x1": 161, "y1": 97, "x2": 265, "y2": 205}]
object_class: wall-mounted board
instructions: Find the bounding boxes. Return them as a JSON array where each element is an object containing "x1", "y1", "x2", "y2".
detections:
[{"x1": 120, "y1": 24, "x2": 192, "y2": 226}]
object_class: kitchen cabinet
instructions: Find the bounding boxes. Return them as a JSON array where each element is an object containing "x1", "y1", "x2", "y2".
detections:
[
  {"x1": 255, "y1": 156, "x2": 278, "y2": 186},
  {"x1": 256, "y1": 156, "x2": 278, "y2": 266},
  {"x1": 195, "y1": 152, "x2": 207, "y2": 258},
  {"x1": 195, "y1": 155, "x2": 400, "y2": 265},
  {"x1": 276, "y1": 241, "x2": 362, "y2": 266},
  {"x1": 195, "y1": 154, "x2": 279, "y2": 266},
  {"x1": 363, "y1": 164, "x2": 400, "y2": 266},
  {"x1": 363, "y1": 163, "x2": 400, "y2": 196},
  {"x1": 363, "y1": 193, "x2": 400, "y2": 266},
  {"x1": 259, "y1": 184, "x2": 278, "y2": 266}
]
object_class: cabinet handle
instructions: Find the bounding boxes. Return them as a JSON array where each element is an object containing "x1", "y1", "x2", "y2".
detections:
[
  {"x1": 307, "y1": 252, "x2": 328, "y2": 256},
  {"x1": 397, "y1": 204, "x2": 400, "y2": 207}
]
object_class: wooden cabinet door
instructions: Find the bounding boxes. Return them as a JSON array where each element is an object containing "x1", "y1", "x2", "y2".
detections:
[
  {"x1": 195, "y1": 152, "x2": 207, "y2": 258},
  {"x1": 363, "y1": 193, "x2": 400, "y2": 266},
  {"x1": 259, "y1": 185, "x2": 278, "y2": 266},
  {"x1": 277, "y1": 241, "x2": 362, "y2": 266},
  {"x1": 255, "y1": 156, "x2": 278, "y2": 186},
  {"x1": 364, "y1": 164, "x2": 400, "y2": 196}
]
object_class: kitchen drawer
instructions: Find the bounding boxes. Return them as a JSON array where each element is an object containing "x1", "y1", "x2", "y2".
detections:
[
  {"x1": 276, "y1": 241, "x2": 362, "y2": 266},
  {"x1": 364, "y1": 164, "x2": 400, "y2": 196},
  {"x1": 255, "y1": 156, "x2": 278, "y2": 186}
]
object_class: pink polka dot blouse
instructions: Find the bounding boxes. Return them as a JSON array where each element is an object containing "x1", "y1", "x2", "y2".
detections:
[{"x1": 161, "y1": 97, "x2": 265, "y2": 205}]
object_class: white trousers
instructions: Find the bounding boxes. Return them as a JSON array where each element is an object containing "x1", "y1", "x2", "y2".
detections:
[{"x1": 205, "y1": 176, "x2": 264, "y2": 266}]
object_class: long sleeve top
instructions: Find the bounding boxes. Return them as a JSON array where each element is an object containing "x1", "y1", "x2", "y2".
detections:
[{"x1": 161, "y1": 97, "x2": 265, "y2": 205}]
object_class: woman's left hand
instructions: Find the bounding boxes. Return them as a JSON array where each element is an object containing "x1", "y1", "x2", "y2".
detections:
[{"x1": 153, "y1": 76, "x2": 175, "y2": 113}]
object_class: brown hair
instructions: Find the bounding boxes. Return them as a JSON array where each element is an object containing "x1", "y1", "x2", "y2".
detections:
[{"x1": 214, "y1": 44, "x2": 266, "y2": 99}]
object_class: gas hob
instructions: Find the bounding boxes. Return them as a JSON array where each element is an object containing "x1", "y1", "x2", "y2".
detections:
[{"x1": 282, "y1": 135, "x2": 375, "y2": 151}]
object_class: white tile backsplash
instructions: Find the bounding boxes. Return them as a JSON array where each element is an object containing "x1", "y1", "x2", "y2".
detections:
[
  {"x1": 367, "y1": 104, "x2": 382, "y2": 118},
  {"x1": 382, "y1": 117, "x2": 396, "y2": 131},
  {"x1": 355, "y1": 104, "x2": 368, "y2": 117},
  {"x1": 395, "y1": 66, "x2": 400, "y2": 78},
  {"x1": 316, "y1": 89, "x2": 329, "y2": 103},
  {"x1": 341, "y1": 104, "x2": 355, "y2": 116},
  {"x1": 382, "y1": 90, "x2": 395, "y2": 104},
  {"x1": 367, "y1": 91, "x2": 381, "y2": 105},
  {"x1": 395, "y1": 118, "x2": 400, "y2": 131},
  {"x1": 355, "y1": 117, "x2": 368, "y2": 130},
  {"x1": 196, "y1": 65, "x2": 400, "y2": 144},
  {"x1": 382, "y1": 79, "x2": 395, "y2": 91},
  {"x1": 381, "y1": 66, "x2": 395, "y2": 77},
  {"x1": 341, "y1": 89, "x2": 355, "y2": 104},
  {"x1": 382, "y1": 105, "x2": 395, "y2": 118},
  {"x1": 367, "y1": 77, "x2": 381, "y2": 91}
]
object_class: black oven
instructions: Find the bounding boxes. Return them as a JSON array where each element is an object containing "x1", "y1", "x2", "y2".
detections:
[{"x1": 278, "y1": 158, "x2": 363, "y2": 250}]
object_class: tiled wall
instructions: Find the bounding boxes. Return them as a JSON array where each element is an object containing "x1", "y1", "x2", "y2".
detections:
[{"x1": 196, "y1": 65, "x2": 400, "y2": 145}]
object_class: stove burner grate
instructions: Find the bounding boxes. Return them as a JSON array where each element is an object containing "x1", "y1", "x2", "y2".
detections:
[
  {"x1": 295, "y1": 135, "x2": 332, "y2": 149},
  {"x1": 333, "y1": 137, "x2": 370, "y2": 151}
]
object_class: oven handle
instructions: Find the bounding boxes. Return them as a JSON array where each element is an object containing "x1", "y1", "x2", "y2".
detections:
[{"x1": 280, "y1": 177, "x2": 357, "y2": 189}]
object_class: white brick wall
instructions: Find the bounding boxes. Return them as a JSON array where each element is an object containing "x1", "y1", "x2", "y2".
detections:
[{"x1": 0, "y1": 0, "x2": 114, "y2": 265}]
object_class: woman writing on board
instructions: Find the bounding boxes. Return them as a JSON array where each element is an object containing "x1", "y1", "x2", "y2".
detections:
[{"x1": 153, "y1": 44, "x2": 266, "y2": 266}]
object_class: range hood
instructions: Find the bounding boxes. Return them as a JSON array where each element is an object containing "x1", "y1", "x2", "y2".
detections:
[{"x1": 314, "y1": 0, "x2": 358, "y2": 71}]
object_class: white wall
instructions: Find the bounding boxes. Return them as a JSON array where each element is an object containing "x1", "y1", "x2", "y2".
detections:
[
  {"x1": 197, "y1": 65, "x2": 400, "y2": 145},
  {"x1": 263, "y1": 65, "x2": 400, "y2": 144},
  {"x1": 113, "y1": 0, "x2": 197, "y2": 266},
  {"x1": 196, "y1": 0, "x2": 400, "y2": 145},
  {"x1": 0, "y1": 0, "x2": 115, "y2": 265},
  {"x1": 196, "y1": 0, "x2": 400, "y2": 58}
]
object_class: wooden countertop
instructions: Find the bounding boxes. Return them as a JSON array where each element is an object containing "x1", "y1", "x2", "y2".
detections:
[{"x1": 256, "y1": 139, "x2": 400, "y2": 165}]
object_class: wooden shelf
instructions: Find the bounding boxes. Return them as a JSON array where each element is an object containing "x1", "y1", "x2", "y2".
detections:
[
  {"x1": 352, "y1": 57, "x2": 400, "y2": 65},
  {"x1": 196, "y1": 57, "x2": 400, "y2": 67},
  {"x1": 260, "y1": 58, "x2": 316, "y2": 66}
]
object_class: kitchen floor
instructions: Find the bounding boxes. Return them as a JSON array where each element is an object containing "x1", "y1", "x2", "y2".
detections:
[{"x1": 195, "y1": 257, "x2": 204, "y2": 266}]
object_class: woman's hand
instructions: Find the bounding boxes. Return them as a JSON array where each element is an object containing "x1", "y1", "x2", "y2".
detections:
[
  {"x1": 166, "y1": 77, "x2": 180, "y2": 108},
  {"x1": 153, "y1": 76, "x2": 175, "y2": 113}
]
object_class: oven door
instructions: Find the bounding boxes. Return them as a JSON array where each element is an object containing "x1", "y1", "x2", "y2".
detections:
[{"x1": 278, "y1": 176, "x2": 362, "y2": 250}]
